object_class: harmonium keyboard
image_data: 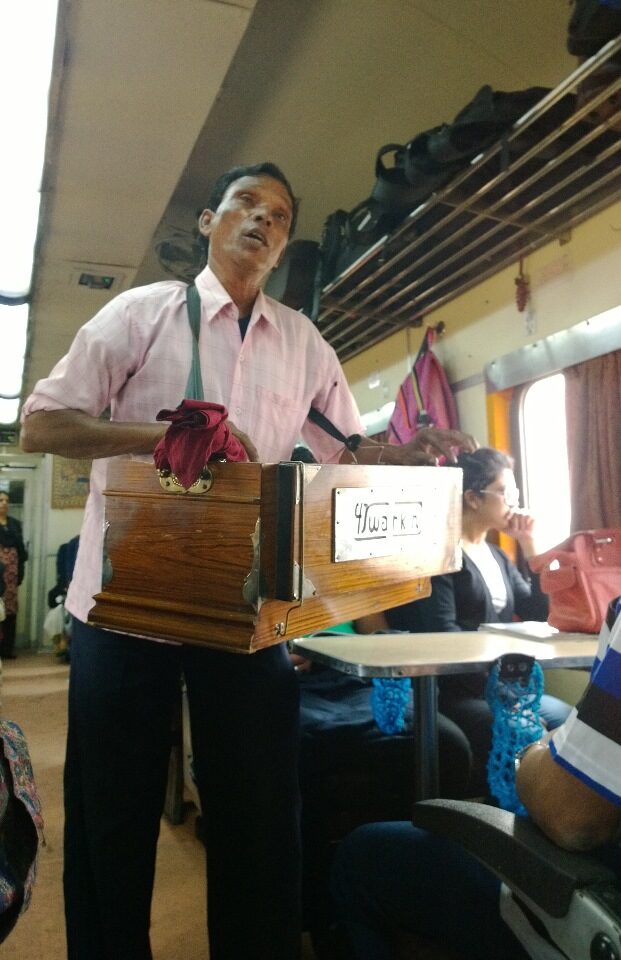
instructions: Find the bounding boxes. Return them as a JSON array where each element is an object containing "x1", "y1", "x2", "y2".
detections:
[{"x1": 88, "y1": 459, "x2": 463, "y2": 653}]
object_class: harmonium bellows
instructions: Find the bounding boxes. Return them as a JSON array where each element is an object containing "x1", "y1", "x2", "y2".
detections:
[{"x1": 88, "y1": 460, "x2": 463, "y2": 653}]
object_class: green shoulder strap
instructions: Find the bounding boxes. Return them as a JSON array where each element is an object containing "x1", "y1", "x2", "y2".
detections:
[{"x1": 185, "y1": 284, "x2": 205, "y2": 401}]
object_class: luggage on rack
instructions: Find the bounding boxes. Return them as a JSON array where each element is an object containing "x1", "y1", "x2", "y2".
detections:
[
  {"x1": 318, "y1": 200, "x2": 405, "y2": 290},
  {"x1": 318, "y1": 85, "x2": 549, "y2": 290},
  {"x1": 371, "y1": 85, "x2": 549, "y2": 216},
  {"x1": 567, "y1": 0, "x2": 621, "y2": 57},
  {"x1": 264, "y1": 239, "x2": 320, "y2": 318}
]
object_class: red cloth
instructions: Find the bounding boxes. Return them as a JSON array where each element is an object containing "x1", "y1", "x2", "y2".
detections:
[{"x1": 154, "y1": 400, "x2": 248, "y2": 489}]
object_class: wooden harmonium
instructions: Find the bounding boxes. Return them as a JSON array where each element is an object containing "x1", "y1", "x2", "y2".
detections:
[{"x1": 89, "y1": 460, "x2": 463, "y2": 653}]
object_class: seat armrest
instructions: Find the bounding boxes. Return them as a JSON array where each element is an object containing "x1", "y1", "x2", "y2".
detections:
[{"x1": 412, "y1": 799, "x2": 615, "y2": 918}]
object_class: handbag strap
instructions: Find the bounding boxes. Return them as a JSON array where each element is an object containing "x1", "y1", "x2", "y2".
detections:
[{"x1": 185, "y1": 284, "x2": 205, "y2": 401}]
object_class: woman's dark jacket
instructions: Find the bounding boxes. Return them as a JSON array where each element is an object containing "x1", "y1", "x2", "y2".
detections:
[
  {"x1": 386, "y1": 544, "x2": 548, "y2": 698},
  {"x1": 0, "y1": 517, "x2": 28, "y2": 584}
]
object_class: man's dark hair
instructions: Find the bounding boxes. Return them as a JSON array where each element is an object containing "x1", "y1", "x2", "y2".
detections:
[
  {"x1": 453, "y1": 447, "x2": 514, "y2": 497},
  {"x1": 290, "y1": 444, "x2": 317, "y2": 464}
]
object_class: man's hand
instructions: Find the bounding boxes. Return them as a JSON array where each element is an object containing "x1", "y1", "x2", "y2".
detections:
[
  {"x1": 380, "y1": 427, "x2": 478, "y2": 466},
  {"x1": 228, "y1": 422, "x2": 259, "y2": 461},
  {"x1": 21, "y1": 409, "x2": 167, "y2": 459},
  {"x1": 289, "y1": 653, "x2": 312, "y2": 673}
]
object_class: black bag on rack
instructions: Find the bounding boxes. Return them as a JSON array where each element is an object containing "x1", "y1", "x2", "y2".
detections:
[
  {"x1": 264, "y1": 239, "x2": 321, "y2": 318},
  {"x1": 567, "y1": 0, "x2": 621, "y2": 57},
  {"x1": 317, "y1": 209, "x2": 349, "y2": 289},
  {"x1": 372, "y1": 85, "x2": 549, "y2": 213},
  {"x1": 317, "y1": 199, "x2": 405, "y2": 291},
  {"x1": 318, "y1": 85, "x2": 549, "y2": 291}
]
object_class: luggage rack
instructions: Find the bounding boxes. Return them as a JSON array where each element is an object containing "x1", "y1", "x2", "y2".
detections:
[{"x1": 317, "y1": 37, "x2": 621, "y2": 363}]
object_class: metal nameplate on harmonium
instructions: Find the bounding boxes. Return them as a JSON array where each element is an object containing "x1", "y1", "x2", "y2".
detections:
[
  {"x1": 89, "y1": 459, "x2": 462, "y2": 653},
  {"x1": 335, "y1": 484, "x2": 431, "y2": 562}
]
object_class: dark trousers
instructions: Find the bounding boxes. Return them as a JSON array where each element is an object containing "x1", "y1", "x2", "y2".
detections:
[
  {"x1": 331, "y1": 821, "x2": 528, "y2": 960},
  {"x1": 0, "y1": 614, "x2": 17, "y2": 658},
  {"x1": 64, "y1": 620, "x2": 301, "y2": 960}
]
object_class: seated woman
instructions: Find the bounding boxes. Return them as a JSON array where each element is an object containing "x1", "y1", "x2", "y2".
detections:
[{"x1": 366, "y1": 447, "x2": 570, "y2": 792}]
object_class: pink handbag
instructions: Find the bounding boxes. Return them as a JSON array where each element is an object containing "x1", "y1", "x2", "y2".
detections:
[{"x1": 530, "y1": 529, "x2": 621, "y2": 634}]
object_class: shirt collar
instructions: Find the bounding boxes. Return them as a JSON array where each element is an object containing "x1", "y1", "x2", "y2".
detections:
[{"x1": 193, "y1": 264, "x2": 281, "y2": 334}]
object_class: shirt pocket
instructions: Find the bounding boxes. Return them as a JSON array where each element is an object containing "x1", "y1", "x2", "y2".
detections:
[{"x1": 255, "y1": 384, "x2": 307, "y2": 415}]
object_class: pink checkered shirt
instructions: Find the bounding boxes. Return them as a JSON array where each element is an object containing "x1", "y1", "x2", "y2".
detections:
[{"x1": 22, "y1": 265, "x2": 363, "y2": 623}]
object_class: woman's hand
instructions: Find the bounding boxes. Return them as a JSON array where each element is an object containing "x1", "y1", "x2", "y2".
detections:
[{"x1": 506, "y1": 510, "x2": 538, "y2": 558}]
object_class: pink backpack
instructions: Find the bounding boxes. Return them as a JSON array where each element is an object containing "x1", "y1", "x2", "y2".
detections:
[{"x1": 387, "y1": 328, "x2": 459, "y2": 444}]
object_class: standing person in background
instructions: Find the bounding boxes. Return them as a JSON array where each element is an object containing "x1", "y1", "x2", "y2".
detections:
[
  {"x1": 0, "y1": 560, "x2": 6, "y2": 653},
  {"x1": 0, "y1": 492, "x2": 28, "y2": 660},
  {"x1": 20, "y1": 161, "x2": 475, "y2": 960}
]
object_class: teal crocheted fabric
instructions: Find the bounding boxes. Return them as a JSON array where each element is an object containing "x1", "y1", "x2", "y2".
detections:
[
  {"x1": 485, "y1": 656, "x2": 544, "y2": 815},
  {"x1": 371, "y1": 677, "x2": 412, "y2": 734}
]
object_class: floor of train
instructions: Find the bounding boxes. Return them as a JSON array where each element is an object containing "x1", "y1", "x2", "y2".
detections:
[{"x1": 1, "y1": 652, "x2": 317, "y2": 959}]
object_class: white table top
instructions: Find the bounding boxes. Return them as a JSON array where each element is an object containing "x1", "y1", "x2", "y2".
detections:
[{"x1": 292, "y1": 631, "x2": 598, "y2": 678}]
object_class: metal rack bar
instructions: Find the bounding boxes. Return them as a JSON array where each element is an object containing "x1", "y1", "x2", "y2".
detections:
[
  {"x1": 330, "y1": 133, "x2": 621, "y2": 342},
  {"x1": 318, "y1": 73, "x2": 621, "y2": 328},
  {"x1": 316, "y1": 38, "x2": 621, "y2": 362},
  {"x1": 321, "y1": 35, "x2": 621, "y2": 304},
  {"x1": 332, "y1": 179, "x2": 621, "y2": 360}
]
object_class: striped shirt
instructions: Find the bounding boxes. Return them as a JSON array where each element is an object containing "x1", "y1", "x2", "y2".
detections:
[
  {"x1": 22, "y1": 265, "x2": 363, "y2": 623},
  {"x1": 550, "y1": 598, "x2": 621, "y2": 805}
]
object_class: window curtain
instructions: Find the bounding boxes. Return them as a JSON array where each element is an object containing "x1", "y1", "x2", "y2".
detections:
[{"x1": 565, "y1": 349, "x2": 621, "y2": 530}]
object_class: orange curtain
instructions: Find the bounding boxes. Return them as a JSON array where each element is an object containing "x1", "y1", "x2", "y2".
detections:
[
  {"x1": 565, "y1": 350, "x2": 621, "y2": 531},
  {"x1": 487, "y1": 388, "x2": 516, "y2": 560}
]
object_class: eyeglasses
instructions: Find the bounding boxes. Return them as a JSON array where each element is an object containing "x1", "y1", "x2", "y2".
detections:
[{"x1": 479, "y1": 488, "x2": 520, "y2": 509}]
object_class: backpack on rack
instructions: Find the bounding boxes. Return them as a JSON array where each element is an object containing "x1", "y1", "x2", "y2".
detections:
[
  {"x1": 317, "y1": 199, "x2": 405, "y2": 291},
  {"x1": 372, "y1": 85, "x2": 549, "y2": 215},
  {"x1": 318, "y1": 85, "x2": 549, "y2": 292},
  {"x1": 264, "y1": 239, "x2": 321, "y2": 318},
  {"x1": 567, "y1": 0, "x2": 621, "y2": 57}
]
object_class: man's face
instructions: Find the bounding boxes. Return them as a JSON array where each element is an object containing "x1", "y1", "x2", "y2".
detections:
[{"x1": 198, "y1": 175, "x2": 293, "y2": 281}]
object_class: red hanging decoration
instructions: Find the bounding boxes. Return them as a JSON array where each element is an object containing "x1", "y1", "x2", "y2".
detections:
[{"x1": 515, "y1": 257, "x2": 530, "y2": 313}]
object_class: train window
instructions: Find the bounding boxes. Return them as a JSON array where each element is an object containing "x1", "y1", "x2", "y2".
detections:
[
  {"x1": 1, "y1": 1, "x2": 58, "y2": 425},
  {"x1": 520, "y1": 373, "x2": 571, "y2": 550}
]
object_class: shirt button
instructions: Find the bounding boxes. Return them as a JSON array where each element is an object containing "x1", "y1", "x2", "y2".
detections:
[
  {"x1": 235, "y1": 407, "x2": 242, "y2": 416},
  {"x1": 239, "y1": 355, "x2": 244, "y2": 363}
]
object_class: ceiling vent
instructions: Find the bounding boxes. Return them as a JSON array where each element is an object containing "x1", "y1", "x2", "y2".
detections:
[
  {"x1": 78, "y1": 272, "x2": 115, "y2": 290},
  {"x1": 68, "y1": 263, "x2": 131, "y2": 293}
]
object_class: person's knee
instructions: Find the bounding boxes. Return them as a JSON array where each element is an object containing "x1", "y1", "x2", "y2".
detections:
[
  {"x1": 539, "y1": 693, "x2": 572, "y2": 730},
  {"x1": 331, "y1": 824, "x2": 378, "y2": 916},
  {"x1": 331, "y1": 822, "x2": 413, "y2": 920}
]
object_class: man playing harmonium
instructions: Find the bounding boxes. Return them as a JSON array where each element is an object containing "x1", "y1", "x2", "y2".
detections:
[{"x1": 21, "y1": 161, "x2": 474, "y2": 960}]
